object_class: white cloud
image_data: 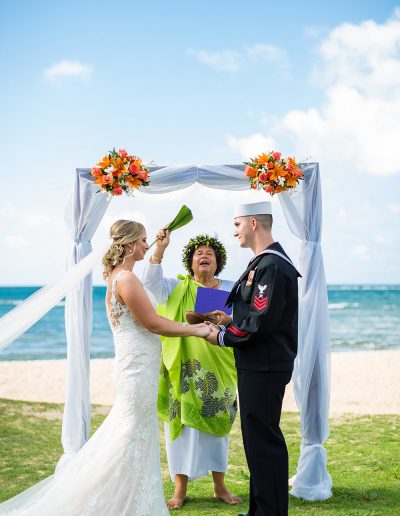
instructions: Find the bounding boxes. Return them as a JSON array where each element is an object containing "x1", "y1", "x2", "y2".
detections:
[
  {"x1": 227, "y1": 133, "x2": 276, "y2": 159},
  {"x1": 186, "y1": 48, "x2": 241, "y2": 71},
  {"x1": 44, "y1": 60, "x2": 93, "y2": 81},
  {"x1": 352, "y1": 244, "x2": 370, "y2": 261},
  {"x1": 4, "y1": 235, "x2": 29, "y2": 248},
  {"x1": 186, "y1": 44, "x2": 289, "y2": 75},
  {"x1": 388, "y1": 203, "x2": 400, "y2": 215},
  {"x1": 303, "y1": 25, "x2": 328, "y2": 39},
  {"x1": 20, "y1": 211, "x2": 53, "y2": 228},
  {"x1": 227, "y1": 9, "x2": 400, "y2": 176}
]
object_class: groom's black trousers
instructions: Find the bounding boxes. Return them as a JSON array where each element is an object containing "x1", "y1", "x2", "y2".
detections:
[{"x1": 238, "y1": 369, "x2": 292, "y2": 516}]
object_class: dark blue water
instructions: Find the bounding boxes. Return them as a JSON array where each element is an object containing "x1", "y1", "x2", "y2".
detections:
[{"x1": 0, "y1": 285, "x2": 399, "y2": 360}]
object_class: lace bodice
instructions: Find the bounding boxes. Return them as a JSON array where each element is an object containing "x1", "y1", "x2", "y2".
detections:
[{"x1": 108, "y1": 270, "x2": 134, "y2": 329}]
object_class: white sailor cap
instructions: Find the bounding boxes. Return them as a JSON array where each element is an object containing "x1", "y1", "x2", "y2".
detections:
[{"x1": 234, "y1": 201, "x2": 272, "y2": 218}]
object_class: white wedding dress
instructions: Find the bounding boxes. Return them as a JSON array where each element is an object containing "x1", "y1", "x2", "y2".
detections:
[{"x1": 0, "y1": 272, "x2": 169, "y2": 516}]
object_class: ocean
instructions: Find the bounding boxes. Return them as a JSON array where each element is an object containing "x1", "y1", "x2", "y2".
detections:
[{"x1": 0, "y1": 285, "x2": 399, "y2": 361}]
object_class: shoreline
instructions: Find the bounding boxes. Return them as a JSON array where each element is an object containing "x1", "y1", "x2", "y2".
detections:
[{"x1": 0, "y1": 350, "x2": 399, "y2": 415}]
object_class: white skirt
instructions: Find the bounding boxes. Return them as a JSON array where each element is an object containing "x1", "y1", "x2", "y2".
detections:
[{"x1": 164, "y1": 423, "x2": 228, "y2": 481}]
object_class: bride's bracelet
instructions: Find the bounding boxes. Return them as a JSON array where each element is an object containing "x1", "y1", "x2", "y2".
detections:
[{"x1": 152, "y1": 253, "x2": 163, "y2": 263}]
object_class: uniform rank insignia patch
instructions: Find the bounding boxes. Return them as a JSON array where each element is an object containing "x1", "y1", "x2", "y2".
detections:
[
  {"x1": 246, "y1": 270, "x2": 255, "y2": 287},
  {"x1": 253, "y1": 284, "x2": 268, "y2": 311}
]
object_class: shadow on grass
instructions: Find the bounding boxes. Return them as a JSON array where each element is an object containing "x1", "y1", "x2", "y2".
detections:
[
  {"x1": 289, "y1": 486, "x2": 400, "y2": 514},
  {"x1": 164, "y1": 497, "x2": 248, "y2": 516}
]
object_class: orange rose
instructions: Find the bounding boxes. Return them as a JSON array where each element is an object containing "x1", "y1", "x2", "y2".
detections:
[
  {"x1": 91, "y1": 166, "x2": 102, "y2": 177},
  {"x1": 137, "y1": 170, "x2": 149, "y2": 180},
  {"x1": 259, "y1": 171, "x2": 268, "y2": 182},
  {"x1": 113, "y1": 185, "x2": 123, "y2": 195},
  {"x1": 129, "y1": 163, "x2": 139, "y2": 175},
  {"x1": 102, "y1": 174, "x2": 113, "y2": 186}
]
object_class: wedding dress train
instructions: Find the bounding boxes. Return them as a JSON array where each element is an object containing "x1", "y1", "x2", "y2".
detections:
[{"x1": 0, "y1": 272, "x2": 169, "y2": 515}]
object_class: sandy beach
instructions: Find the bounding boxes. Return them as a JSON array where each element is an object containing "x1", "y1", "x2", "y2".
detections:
[{"x1": 0, "y1": 350, "x2": 399, "y2": 415}]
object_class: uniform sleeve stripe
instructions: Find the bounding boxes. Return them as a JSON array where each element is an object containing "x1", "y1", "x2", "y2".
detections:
[{"x1": 227, "y1": 325, "x2": 248, "y2": 337}]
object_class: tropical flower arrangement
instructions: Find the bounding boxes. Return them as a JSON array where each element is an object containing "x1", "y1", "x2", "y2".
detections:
[
  {"x1": 91, "y1": 148, "x2": 150, "y2": 196},
  {"x1": 244, "y1": 151, "x2": 303, "y2": 195}
]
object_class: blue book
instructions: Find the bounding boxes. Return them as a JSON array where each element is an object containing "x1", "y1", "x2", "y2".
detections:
[{"x1": 194, "y1": 287, "x2": 232, "y2": 315}]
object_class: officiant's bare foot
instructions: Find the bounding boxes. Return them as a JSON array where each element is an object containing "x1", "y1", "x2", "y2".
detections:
[
  {"x1": 214, "y1": 487, "x2": 242, "y2": 505},
  {"x1": 167, "y1": 493, "x2": 186, "y2": 509},
  {"x1": 168, "y1": 474, "x2": 188, "y2": 509}
]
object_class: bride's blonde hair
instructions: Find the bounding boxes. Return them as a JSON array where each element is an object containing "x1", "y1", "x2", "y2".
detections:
[{"x1": 102, "y1": 219, "x2": 145, "y2": 279}]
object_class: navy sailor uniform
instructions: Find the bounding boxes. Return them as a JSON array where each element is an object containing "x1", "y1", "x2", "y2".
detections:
[{"x1": 218, "y1": 242, "x2": 300, "y2": 516}]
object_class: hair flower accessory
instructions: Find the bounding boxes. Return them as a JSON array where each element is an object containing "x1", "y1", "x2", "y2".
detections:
[
  {"x1": 182, "y1": 234, "x2": 227, "y2": 276},
  {"x1": 91, "y1": 148, "x2": 150, "y2": 196},
  {"x1": 244, "y1": 151, "x2": 303, "y2": 195}
]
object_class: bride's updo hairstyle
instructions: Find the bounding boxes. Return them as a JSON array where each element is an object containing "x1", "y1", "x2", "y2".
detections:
[{"x1": 103, "y1": 219, "x2": 145, "y2": 279}]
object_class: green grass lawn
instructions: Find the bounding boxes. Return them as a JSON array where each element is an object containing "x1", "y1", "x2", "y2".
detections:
[{"x1": 0, "y1": 398, "x2": 399, "y2": 515}]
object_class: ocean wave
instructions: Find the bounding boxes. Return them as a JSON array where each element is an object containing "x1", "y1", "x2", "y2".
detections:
[
  {"x1": 328, "y1": 285, "x2": 400, "y2": 291},
  {"x1": 0, "y1": 299, "x2": 65, "y2": 307},
  {"x1": 0, "y1": 299, "x2": 23, "y2": 306},
  {"x1": 328, "y1": 302, "x2": 359, "y2": 310}
]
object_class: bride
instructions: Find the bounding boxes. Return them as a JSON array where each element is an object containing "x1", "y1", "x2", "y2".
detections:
[{"x1": 0, "y1": 219, "x2": 210, "y2": 515}]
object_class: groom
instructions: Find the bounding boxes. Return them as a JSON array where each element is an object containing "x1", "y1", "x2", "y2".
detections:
[{"x1": 206, "y1": 201, "x2": 300, "y2": 516}]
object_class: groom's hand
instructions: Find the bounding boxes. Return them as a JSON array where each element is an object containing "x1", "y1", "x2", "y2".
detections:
[
  {"x1": 204, "y1": 322, "x2": 220, "y2": 345},
  {"x1": 209, "y1": 310, "x2": 232, "y2": 326}
]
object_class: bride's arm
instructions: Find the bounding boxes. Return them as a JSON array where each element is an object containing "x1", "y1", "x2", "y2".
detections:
[{"x1": 117, "y1": 272, "x2": 208, "y2": 338}]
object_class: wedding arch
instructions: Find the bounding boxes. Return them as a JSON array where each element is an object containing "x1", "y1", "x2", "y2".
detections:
[
  {"x1": 0, "y1": 162, "x2": 332, "y2": 501},
  {"x1": 63, "y1": 163, "x2": 332, "y2": 500}
]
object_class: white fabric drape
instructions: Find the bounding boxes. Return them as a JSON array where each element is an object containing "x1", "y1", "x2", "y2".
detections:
[
  {"x1": 61, "y1": 169, "x2": 110, "y2": 459},
  {"x1": 0, "y1": 244, "x2": 109, "y2": 352},
  {"x1": 142, "y1": 164, "x2": 250, "y2": 192},
  {"x1": 279, "y1": 163, "x2": 332, "y2": 500},
  {"x1": 0, "y1": 163, "x2": 330, "y2": 495}
]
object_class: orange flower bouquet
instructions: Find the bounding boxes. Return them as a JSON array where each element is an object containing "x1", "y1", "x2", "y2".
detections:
[
  {"x1": 91, "y1": 148, "x2": 150, "y2": 196},
  {"x1": 244, "y1": 151, "x2": 303, "y2": 195}
]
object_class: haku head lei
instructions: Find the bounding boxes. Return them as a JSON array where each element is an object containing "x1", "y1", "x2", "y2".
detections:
[{"x1": 182, "y1": 234, "x2": 227, "y2": 277}]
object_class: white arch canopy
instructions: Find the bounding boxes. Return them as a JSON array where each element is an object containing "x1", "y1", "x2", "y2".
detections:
[
  {"x1": 64, "y1": 163, "x2": 332, "y2": 500},
  {"x1": 0, "y1": 163, "x2": 332, "y2": 500}
]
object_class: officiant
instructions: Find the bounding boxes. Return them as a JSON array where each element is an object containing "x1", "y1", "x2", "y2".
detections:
[{"x1": 142, "y1": 231, "x2": 240, "y2": 509}]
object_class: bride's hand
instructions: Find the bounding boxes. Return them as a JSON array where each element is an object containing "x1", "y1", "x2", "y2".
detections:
[{"x1": 192, "y1": 323, "x2": 211, "y2": 338}]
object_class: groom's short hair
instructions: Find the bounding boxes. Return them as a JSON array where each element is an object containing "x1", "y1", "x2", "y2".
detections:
[{"x1": 254, "y1": 214, "x2": 273, "y2": 232}]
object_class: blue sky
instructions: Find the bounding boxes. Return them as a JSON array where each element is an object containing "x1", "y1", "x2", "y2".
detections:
[{"x1": 0, "y1": 0, "x2": 399, "y2": 285}]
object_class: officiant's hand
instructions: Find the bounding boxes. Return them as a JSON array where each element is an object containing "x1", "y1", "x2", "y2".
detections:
[
  {"x1": 208, "y1": 310, "x2": 232, "y2": 326},
  {"x1": 204, "y1": 323, "x2": 219, "y2": 345},
  {"x1": 151, "y1": 228, "x2": 170, "y2": 263}
]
